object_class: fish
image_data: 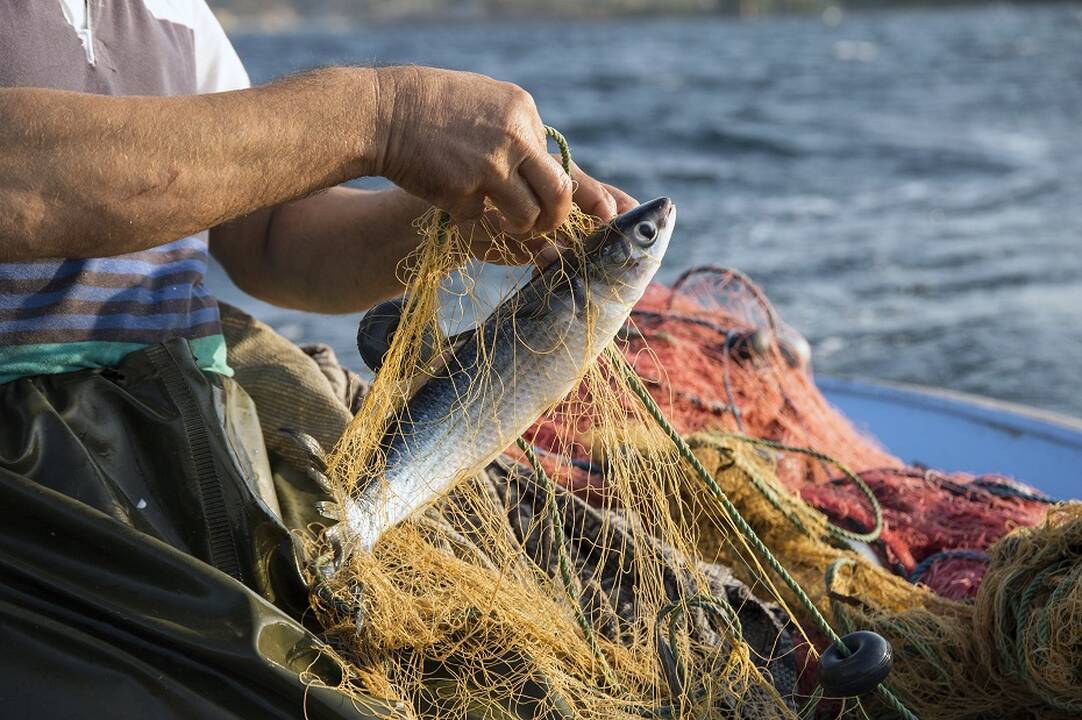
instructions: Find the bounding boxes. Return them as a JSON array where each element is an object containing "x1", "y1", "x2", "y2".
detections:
[{"x1": 327, "y1": 197, "x2": 676, "y2": 567}]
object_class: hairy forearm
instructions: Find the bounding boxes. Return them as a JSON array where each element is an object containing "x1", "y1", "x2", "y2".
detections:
[
  {"x1": 0, "y1": 68, "x2": 385, "y2": 261},
  {"x1": 212, "y1": 186, "x2": 428, "y2": 313}
]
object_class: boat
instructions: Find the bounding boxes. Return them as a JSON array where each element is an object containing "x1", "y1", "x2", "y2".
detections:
[{"x1": 821, "y1": 376, "x2": 1082, "y2": 500}]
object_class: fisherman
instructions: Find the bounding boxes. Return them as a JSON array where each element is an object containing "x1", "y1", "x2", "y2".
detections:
[{"x1": 0, "y1": 2, "x2": 637, "y2": 717}]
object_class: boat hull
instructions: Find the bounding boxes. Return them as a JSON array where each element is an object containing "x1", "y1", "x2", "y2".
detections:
[{"x1": 820, "y1": 377, "x2": 1082, "y2": 500}]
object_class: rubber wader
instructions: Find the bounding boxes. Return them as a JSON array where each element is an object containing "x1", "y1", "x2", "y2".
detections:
[{"x1": 0, "y1": 337, "x2": 396, "y2": 719}]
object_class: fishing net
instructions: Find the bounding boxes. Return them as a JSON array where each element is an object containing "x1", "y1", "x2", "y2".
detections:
[
  {"x1": 544, "y1": 267, "x2": 1055, "y2": 601},
  {"x1": 307, "y1": 200, "x2": 812, "y2": 720},
  {"x1": 826, "y1": 503, "x2": 1082, "y2": 719},
  {"x1": 278, "y1": 138, "x2": 1075, "y2": 720}
]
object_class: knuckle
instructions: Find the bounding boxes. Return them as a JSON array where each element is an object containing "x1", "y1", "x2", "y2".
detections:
[
  {"x1": 502, "y1": 83, "x2": 537, "y2": 120},
  {"x1": 503, "y1": 80, "x2": 529, "y2": 101},
  {"x1": 515, "y1": 86, "x2": 536, "y2": 109}
]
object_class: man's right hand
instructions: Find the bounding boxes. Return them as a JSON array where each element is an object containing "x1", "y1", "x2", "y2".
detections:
[{"x1": 372, "y1": 67, "x2": 574, "y2": 236}]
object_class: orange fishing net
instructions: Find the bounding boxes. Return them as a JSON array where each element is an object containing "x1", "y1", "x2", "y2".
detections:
[{"x1": 521, "y1": 267, "x2": 1053, "y2": 602}]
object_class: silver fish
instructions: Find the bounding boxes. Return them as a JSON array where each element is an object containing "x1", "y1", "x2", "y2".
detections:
[{"x1": 333, "y1": 197, "x2": 676, "y2": 563}]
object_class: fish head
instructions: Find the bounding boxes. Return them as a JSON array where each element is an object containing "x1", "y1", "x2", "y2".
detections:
[{"x1": 583, "y1": 197, "x2": 675, "y2": 305}]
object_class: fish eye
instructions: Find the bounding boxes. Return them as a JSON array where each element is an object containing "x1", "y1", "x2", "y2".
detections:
[{"x1": 634, "y1": 221, "x2": 658, "y2": 247}]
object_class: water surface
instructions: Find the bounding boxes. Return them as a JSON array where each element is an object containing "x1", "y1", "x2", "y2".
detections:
[{"x1": 208, "y1": 4, "x2": 1082, "y2": 417}]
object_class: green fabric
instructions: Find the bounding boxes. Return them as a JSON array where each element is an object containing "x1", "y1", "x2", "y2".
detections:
[{"x1": 0, "y1": 334, "x2": 232, "y2": 385}]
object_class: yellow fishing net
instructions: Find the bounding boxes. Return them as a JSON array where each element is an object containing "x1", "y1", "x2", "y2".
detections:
[
  {"x1": 304, "y1": 198, "x2": 805, "y2": 719},
  {"x1": 287, "y1": 137, "x2": 1079, "y2": 720}
]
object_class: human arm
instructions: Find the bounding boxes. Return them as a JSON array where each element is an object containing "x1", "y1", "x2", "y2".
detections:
[
  {"x1": 0, "y1": 68, "x2": 383, "y2": 262},
  {"x1": 210, "y1": 168, "x2": 637, "y2": 314},
  {"x1": 0, "y1": 65, "x2": 581, "y2": 263},
  {"x1": 211, "y1": 185, "x2": 427, "y2": 313}
]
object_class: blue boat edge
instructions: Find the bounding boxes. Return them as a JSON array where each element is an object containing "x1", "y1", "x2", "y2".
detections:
[{"x1": 818, "y1": 376, "x2": 1082, "y2": 501}]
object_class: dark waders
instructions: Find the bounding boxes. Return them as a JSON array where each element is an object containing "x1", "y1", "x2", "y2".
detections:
[{"x1": 0, "y1": 338, "x2": 392, "y2": 719}]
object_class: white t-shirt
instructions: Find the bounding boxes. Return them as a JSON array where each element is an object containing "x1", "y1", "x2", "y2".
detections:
[
  {"x1": 0, "y1": 1, "x2": 251, "y2": 382},
  {"x1": 55, "y1": 0, "x2": 249, "y2": 93}
]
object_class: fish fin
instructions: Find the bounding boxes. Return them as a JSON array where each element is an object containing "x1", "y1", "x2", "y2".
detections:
[{"x1": 509, "y1": 256, "x2": 586, "y2": 322}]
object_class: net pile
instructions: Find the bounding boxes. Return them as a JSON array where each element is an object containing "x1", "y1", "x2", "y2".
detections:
[
  {"x1": 802, "y1": 467, "x2": 1051, "y2": 600},
  {"x1": 299, "y1": 202, "x2": 1075, "y2": 720},
  {"x1": 525, "y1": 267, "x2": 1055, "y2": 601},
  {"x1": 686, "y1": 439, "x2": 1081, "y2": 719},
  {"x1": 310, "y1": 209, "x2": 818, "y2": 720}
]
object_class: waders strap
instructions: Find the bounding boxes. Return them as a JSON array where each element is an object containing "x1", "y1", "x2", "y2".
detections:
[{"x1": 146, "y1": 342, "x2": 244, "y2": 583}]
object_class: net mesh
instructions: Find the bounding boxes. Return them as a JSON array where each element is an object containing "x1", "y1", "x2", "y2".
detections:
[{"x1": 295, "y1": 210, "x2": 1075, "y2": 720}]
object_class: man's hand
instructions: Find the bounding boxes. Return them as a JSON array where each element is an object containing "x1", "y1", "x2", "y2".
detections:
[
  {"x1": 1, "y1": 64, "x2": 638, "y2": 312},
  {"x1": 374, "y1": 67, "x2": 634, "y2": 238},
  {"x1": 214, "y1": 67, "x2": 640, "y2": 310},
  {"x1": 463, "y1": 153, "x2": 639, "y2": 266}
]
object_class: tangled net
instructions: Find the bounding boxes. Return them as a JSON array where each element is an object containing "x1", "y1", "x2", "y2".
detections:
[
  {"x1": 312, "y1": 198, "x2": 805, "y2": 719},
  {"x1": 295, "y1": 139, "x2": 1076, "y2": 720},
  {"x1": 527, "y1": 267, "x2": 1055, "y2": 601}
]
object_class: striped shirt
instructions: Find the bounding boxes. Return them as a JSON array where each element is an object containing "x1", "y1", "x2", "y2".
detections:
[{"x1": 0, "y1": 0, "x2": 250, "y2": 383}]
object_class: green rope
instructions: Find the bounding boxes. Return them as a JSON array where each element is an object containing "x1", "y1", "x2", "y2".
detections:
[
  {"x1": 998, "y1": 558, "x2": 1082, "y2": 714},
  {"x1": 698, "y1": 432, "x2": 882, "y2": 544},
  {"x1": 541, "y1": 125, "x2": 916, "y2": 719},
  {"x1": 545, "y1": 126, "x2": 573, "y2": 174},
  {"x1": 604, "y1": 348, "x2": 917, "y2": 719}
]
